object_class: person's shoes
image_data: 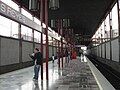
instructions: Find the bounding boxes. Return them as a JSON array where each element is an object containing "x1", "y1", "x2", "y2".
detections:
[
  {"x1": 33, "y1": 79, "x2": 38, "y2": 85},
  {"x1": 33, "y1": 78, "x2": 38, "y2": 82}
]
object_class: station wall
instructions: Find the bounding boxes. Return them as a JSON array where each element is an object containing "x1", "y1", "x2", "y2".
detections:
[
  {"x1": 88, "y1": 37, "x2": 120, "y2": 73},
  {"x1": 0, "y1": 36, "x2": 57, "y2": 74}
]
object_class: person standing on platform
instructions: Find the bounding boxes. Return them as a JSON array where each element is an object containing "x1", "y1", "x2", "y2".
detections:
[
  {"x1": 68, "y1": 51, "x2": 71, "y2": 61},
  {"x1": 65, "y1": 49, "x2": 69, "y2": 63},
  {"x1": 72, "y1": 50, "x2": 77, "y2": 59},
  {"x1": 78, "y1": 49, "x2": 81, "y2": 57},
  {"x1": 29, "y1": 48, "x2": 42, "y2": 81},
  {"x1": 52, "y1": 54, "x2": 55, "y2": 64}
]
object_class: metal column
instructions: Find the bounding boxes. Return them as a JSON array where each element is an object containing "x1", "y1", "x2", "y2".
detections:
[
  {"x1": 32, "y1": 16, "x2": 35, "y2": 51},
  {"x1": 117, "y1": 0, "x2": 120, "y2": 64},
  {"x1": 40, "y1": 32, "x2": 43, "y2": 80},
  {"x1": 45, "y1": 0, "x2": 49, "y2": 80},
  {"x1": 57, "y1": 19, "x2": 61, "y2": 68},
  {"x1": 55, "y1": 39, "x2": 57, "y2": 56},
  {"x1": 52, "y1": 37, "x2": 54, "y2": 55},
  {"x1": 60, "y1": 20, "x2": 63, "y2": 68},
  {"x1": 61, "y1": 37, "x2": 63, "y2": 68},
  {"x1": 109, "y1": 12, "x2": 112, "y2": 61},
  {"x1": 100, "y1": 27, "x2": 103, "y2": 58},
  {"x1": 40, "y1": 0, "x2": 44, "y2": 80},
  {"x1": 58, "y1": 40, "x2": 60, "y2": 68},
  {"x1": 18, "y1": 5, "x2": 22, "y2": 66},
  {"x1": 104, "y1": 21, "x2": 106, "y2": 59}
]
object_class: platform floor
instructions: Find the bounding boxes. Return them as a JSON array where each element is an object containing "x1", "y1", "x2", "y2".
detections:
[{"x1": 0, "y1": 56, "x2": 99, "y2": 90}]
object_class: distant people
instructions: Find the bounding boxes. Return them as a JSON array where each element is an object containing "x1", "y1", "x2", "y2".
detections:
[
  {"x1": 56, "y1": 51, "x2": 59, "y2": 64},
  {"x1": 70, "y1": 50, "x2": 72, "y2": 60},
  {"x1": 65, "y1": 49, "x2": 69, "y2": 63},
  {"x1": 79, "y1": 49, "x2": 83, "y2": 57},
  {"x1": 56, "y1": 52, "x2": 58, "y2": 59},
  {"x1": 29, "y1": 48, "x2": 42, "y2": 81},
  {"x1": 68, "y1": 51, "x2": 71, "y2": 61},
  {"x1": 72, "y1": 50, "x2": 77, "y2": 59},
  {"x1": 52, "y1": 54, "x2": 55, "y2": 64}
]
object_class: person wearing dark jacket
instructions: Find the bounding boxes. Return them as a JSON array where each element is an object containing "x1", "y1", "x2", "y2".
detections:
[
  {"x1": 29, "y1": 48, "x2": 42, "y2": 81},
  {"x1": 65, "y1": 49, "x2": 69, "y2": 63}
]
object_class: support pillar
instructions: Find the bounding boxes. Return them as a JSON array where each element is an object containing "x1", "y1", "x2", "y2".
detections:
[
  {"x1": 40, "y1": 32, "x2": 43, "y2": 80},
  {"x1": 18, "y1": 5, "x2": 22, "y2": 67},
  {"x1": 61, "y1": 37, "x2": 63, "y2": 68},
  {"x1": 104, "y1": 21, "x2": 106, "y2": 59},
  {"x1": 45, "y1": 0, "x2": 49, "y2": 80},
  {"x1": 58, "y1": 40, "x2": 60, "y2": 68},
  {"x1": 32, "y1": 16, "x2": 35, "y2": 51},
  {"x1": 40, "y1": 0, "x2": 44, "y2": 81},
  {"x1": 109, "y1": 12, "x2": 112, "y2": 61},
  {"x1": 52, "y1": 37, "x2": 54, "y2": 55},
  {"x1": 117, "y1": 0, "x2": 120, "y2": 64},
  {"x1": 101, "y1": 27, "x2": 103, "y2": 58},
  {"x1": 55, "y1": 39, "x2": 57, "y2": 57},
  {"x1": 60, "y1": 20, "x2": 63, "y2": 68},
  {"x1": 57, "y1": 19, "x2": 61, "y2": 68}
]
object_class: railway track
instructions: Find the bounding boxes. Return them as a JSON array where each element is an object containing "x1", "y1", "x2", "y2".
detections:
[{"x1": 87, "y1": 56, "x2": 120, "y2": 90}]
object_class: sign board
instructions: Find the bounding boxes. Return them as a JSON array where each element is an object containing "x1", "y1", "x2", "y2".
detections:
[
  {"x1": 0, "y1": 1, "x2": 42, "y2": 32},
  {"x1": 0, "y1": 1, "x2": 61, "y2": 40}
]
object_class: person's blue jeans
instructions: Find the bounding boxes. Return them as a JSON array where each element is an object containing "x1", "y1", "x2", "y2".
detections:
[
  {"x1": 68, "y1": 55, "x2": 71, "y2": 61},
  {"x1": 66, "y1": 56, "x2": 69, "y2": 63},
  {"x1": 33, "y1": 65, "x2": 40, "y2": 80}
]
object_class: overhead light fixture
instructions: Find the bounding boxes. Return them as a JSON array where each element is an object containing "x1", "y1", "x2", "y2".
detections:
[
  {"x1": 29, "y1": 0, "x2": 39, "y2": 11},
  {"x1": 63, "y1": 19, "x2": 70, "y2": 28},
  {"x1": 49, "y1": 0, "x2": 59, "y2": 10},
  {"x1": 50, "y1": 19, "x2": 56, "y2": 28}
]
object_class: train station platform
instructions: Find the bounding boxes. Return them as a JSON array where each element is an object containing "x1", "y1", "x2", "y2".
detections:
[{"x1": 0, "y1": 56, "x2": 115, "y2": 90}]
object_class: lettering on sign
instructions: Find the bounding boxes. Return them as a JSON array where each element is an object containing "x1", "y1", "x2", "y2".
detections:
[{"x1": 0, "y1": 1, "x2": 26, "y2": 23}]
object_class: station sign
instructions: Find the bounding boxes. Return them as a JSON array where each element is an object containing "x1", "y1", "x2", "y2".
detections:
[
  {"x1": 0, "y1": 1, "x2": 41, "y2": 32},
  {"x1": 0, "y1": 1, "x2": 61, "y2": 40}
]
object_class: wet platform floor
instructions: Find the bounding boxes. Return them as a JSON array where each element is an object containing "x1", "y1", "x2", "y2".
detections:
[{"x1": 0, "y1": 56, "x2": 99, "y2": 90}]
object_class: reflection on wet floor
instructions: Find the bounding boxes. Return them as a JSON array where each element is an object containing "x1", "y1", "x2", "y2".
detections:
[{"x1": 0, "y1": 56, "x2": 99, "y2": 90}]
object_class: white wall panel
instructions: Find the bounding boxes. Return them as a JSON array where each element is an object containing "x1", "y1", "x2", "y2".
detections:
[
  {"x1": 95, "y1": 47, "x2": 97, "y2": 56},
  {"x1": 111, "y1": 39, "x2": 119, "y2": 62},
  {"x1": 1, "y1": 38, "x2": 19, "y2": 65},
  {"x1": 22, "y1": 41, "x2": 33, "y2": 62},
  {"x1": 49, "y1": 46, "x2": 53, "y2": 58},
  {"x1": 102, "y1": 44, "x2": 105, "y2": 58},
  {"x1": 106, "y1": 42, "x2": 110, "y2": 59},
  {"x1": 54, "y1": 47, "x2": 57, "y2": 56},
  {"x1": 97, "y1": 46, "x2": 99, "y2": 56},
  {"x1": 99, "y1": 45, "x2": 101, "y2": 57}
]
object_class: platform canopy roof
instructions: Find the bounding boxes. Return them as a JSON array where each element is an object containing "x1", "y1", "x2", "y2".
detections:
[{"x1": 13, "y1": 0, "x2": 116, "y2": 45}]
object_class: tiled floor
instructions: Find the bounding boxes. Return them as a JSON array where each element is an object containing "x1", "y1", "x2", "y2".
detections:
[{"x1": 0, "y1": 56, "x2": 100, "y2": 90}]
